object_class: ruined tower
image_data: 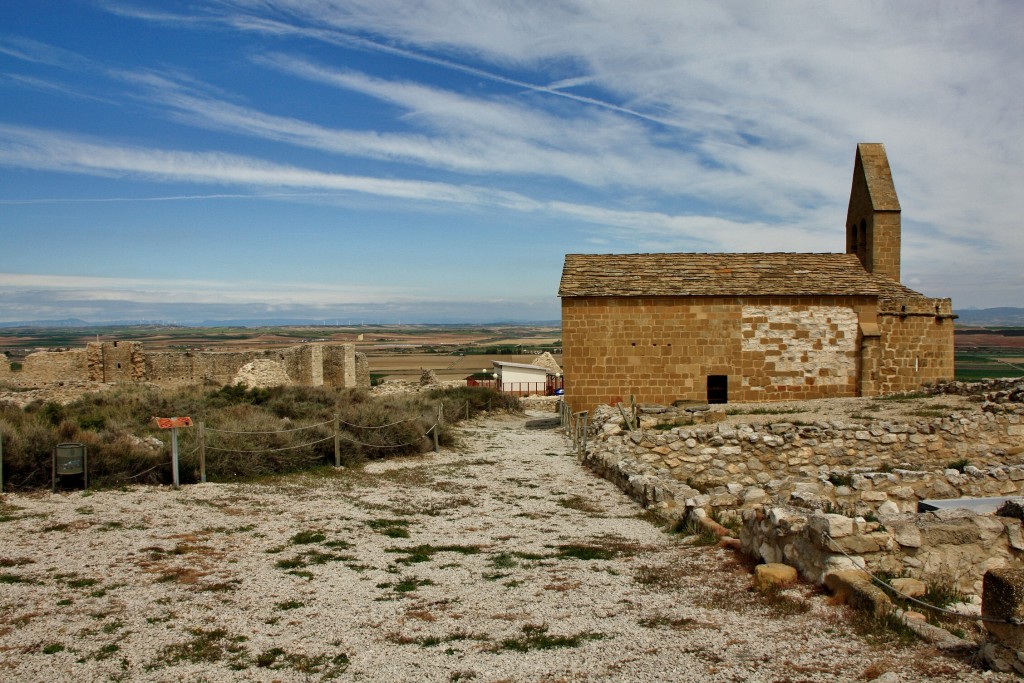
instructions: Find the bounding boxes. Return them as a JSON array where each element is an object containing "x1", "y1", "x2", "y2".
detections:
[{"x1": 846, "y1": 143, "x2": 901, "y2": 282}]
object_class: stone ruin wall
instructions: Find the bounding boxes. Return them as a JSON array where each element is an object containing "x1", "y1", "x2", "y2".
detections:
[
  {"x1": 1, "y1": 342, "x2": 367, "y2": 389},
  {"x1": 577, "y1": 379, "x2": 1024, "y2": 597}
]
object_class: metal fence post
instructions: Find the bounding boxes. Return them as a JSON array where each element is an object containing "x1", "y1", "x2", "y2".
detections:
[{"x1": 171, "y1": 427, "x2": 180, "y2": 489}]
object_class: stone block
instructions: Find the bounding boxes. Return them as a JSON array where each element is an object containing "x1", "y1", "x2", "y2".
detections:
[
  {"x1": 890, "y1": 577, "x2": 927, "y2": 598},
  {"x1": 809, "y1": 512, "x2": 854, "y2": 539},
  {"x1": 754, "y1": 563, "x2": 798, "y2": 591},
  {"x1": 984, "y1": 567, "x2": 1024, "y2": 651},
  {"x1": 889, "y1": 520, "x2": 922, "y2": 548}
]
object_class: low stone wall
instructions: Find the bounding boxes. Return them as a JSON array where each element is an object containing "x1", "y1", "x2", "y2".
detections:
[
  {"x1": 582, "y1": 388, "x2": 1024, "y2": 520},
  {"x1": 741, "y1": 504, "x2": 1022, "y2": 594}
]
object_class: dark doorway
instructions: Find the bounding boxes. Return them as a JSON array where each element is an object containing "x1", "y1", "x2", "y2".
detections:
[{"x1": 707, "y1": 375, "x2": 728, "y2": 404}]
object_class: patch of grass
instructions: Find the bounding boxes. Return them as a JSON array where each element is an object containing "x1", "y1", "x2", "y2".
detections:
[
  {"x1": 551, "y1": 544, "x2": 615, "y2": 561},
  {"x1": 366, "y1": 518, "x2": 411, "y2": 538},
  {"x1": 726, "y1": 406, "x2": 803, "y2": 415},
  {"x1": 828, "y1": 472, "x2": 854, "y2": 488},
  {"x1": 158, "y1": 628, "x2": 249, "y2": 668},
  {"x1": 388, "y1": 544, "x2": 481, "y2": 565},
  {"x1": 494, "y1": 623, "x2": 604, "y2": 652},
  {"x1": 946, "y1": 458, "x2": 972, "y2": 473},
  {"x1": 276, "y1": 600, "x2": 304, "y2": 611},
  {"x1": 633, "y1": 563, "x2": 687, "y2": 589},
  {"x1": 377, "y1": 576, "x2": 434, "y2": 594},
  {"x1": 0, "y1": 573, "x2": 38, "y2": 584},
  {"x1": 758, "y1": 585, "x2": 812, "y2": 615},
  {"x1": 672, "y1": 518, "x2": 719, "y2": 546},
  {"x1": 290, "y1": 530, "x2": 326, "y2": 545},
  {"x1": 489, "y1": 552, "x2": 517, "y2": 569},
  {"x1": 848, "y1": 609, "x2": 919, "y2": 647},
  {"x1": 879, "y1": 391, "x2": 929, "y2": 402},
  {"x1": 42, "y1": 643, "x2": 65, "y2": 654},
  {"x1": 557, "y1": 495, "x2": 603, "y2": 514}
]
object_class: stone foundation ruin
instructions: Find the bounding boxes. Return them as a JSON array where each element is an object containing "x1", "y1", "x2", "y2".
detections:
[
  {"x1": 573, "y1": 378, "x2": 1024, "y2": 669},
  {"x1": 0, "y1": 340, "x2": 369, "y2": 389}
]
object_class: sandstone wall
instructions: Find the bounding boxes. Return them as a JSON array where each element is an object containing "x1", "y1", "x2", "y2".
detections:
[
  {"x1": 741, "y1": 504, "x2": 1022, "y2": 594},
  {"x1": 562, "y1": 295, "x2": 879, "y2": 413},
  {"x1": 877, "y1": 298, "x2": 956, "y2": 393},
  {"x1": 18, "y1": 349, "x2": 89, "y2": 383},
  {"x1": 4, "y1": 342, "x2": 368, "y2": 389}
]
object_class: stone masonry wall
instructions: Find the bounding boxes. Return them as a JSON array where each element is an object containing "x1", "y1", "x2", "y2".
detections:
[
  {"x1": 562, "y1": 295, "x2": 877, "y2": 413},
  {"x1": 740, "y1": 304, "x2": 858, "y2": 399},
  {"x1": 741, "y1": 504, "x2": 1022, "y2": 594},
  {"x1": 4, "y1": 342, "x2": 367, "y2": 389},
  {"x1": 16, "y1": 349, "x2": 89, "y2": 383},
  {"x1": 579, "y1": 381, "x2": 1024, "y2": 528},
  {"x1": 876, "y1": 298, "x2": 955, "y2": 394}
]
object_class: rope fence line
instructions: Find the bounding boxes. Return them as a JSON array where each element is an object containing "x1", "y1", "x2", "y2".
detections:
[
  {"x1": 823, "y1": 531, "x2": 1014, "y2": 625},
  {"x1": 206, "y1": 435, "x2": 336, "y2": 453},
  {"x1": 337, "y1": 417, "x2": 420, "y2": 430},
  {"x1": 204, "y1": 419, "x2": 334, "y2": 435}
]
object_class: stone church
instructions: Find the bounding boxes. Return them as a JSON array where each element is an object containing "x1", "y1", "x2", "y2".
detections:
[{"x1": 559, "y1": 143, "x2": 955, "y2": 413}]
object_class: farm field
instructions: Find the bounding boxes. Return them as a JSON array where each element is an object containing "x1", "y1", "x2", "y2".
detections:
[{"x1": 954, "y1": 328, "x2": 1024, "y2": 381}]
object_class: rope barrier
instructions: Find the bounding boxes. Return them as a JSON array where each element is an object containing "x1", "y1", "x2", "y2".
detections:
[
  {"x1": 205, "y1": 419, "x2": 334, "y2": 435},
  {"x1": 337, "y1": 417, "x2": 420, "y2": 430},
  {"x1": 206, "y1": 435, "x2": 336, "y2": 453},
  {"x1": 336, "y1": 433, "x2": 426, "y2": 449},
  {"x1": 124, "y1": 461, "x2": 170, "y2": 480},
  {"x1": 823, "y1": 530, "x2": 1013, "y2": 624}
]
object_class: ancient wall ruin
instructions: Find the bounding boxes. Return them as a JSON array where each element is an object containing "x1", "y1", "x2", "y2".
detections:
[{"x1": 3, "y1": 341, "x2": 368, "y2": 389}]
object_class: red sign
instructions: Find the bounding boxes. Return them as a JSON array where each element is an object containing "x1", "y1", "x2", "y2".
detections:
[{"x1": 154, "y1": 416, "x2": 193, "y2": 429}]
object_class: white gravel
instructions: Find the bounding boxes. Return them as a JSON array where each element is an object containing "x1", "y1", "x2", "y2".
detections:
[{"x1": 0, "y1": 411, "x2": 1008, "y2": 682}]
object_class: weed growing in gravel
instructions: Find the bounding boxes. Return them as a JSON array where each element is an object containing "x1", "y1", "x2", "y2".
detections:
[
  {"x1": 387, "y1": 630, "x2": 489, "y2": 648},
  {"x1": 633, "y1": 563, "x2": 687, "y2": 589},
  {"x1": 494, "y1": 624, "x2": 604, "y2": 652},
  {"x1": 0, "y1": 573, "x2": 37, "y2": 584},
  {"x1": 758, "y1": 585, "x2": 812, "y2": 615},
  {"x1": 42, "y1": 643, "x2": 65, "y2": 654},
  {"x1": 376, "y1": 576, "x2": 434, "y2": 596},
  {"x1": 550, "y1": 544, "x2": 615, "y2": 561},
  {"x1": 387, "y1": 544, "x2": 481, "y2": 565},
  {"x1": 556, "y1": 495, "x2": 604, "y2": 514},
  {"x1": 489, "y1": 552, "x2": 517, "y2": 569},
  {"x1": 276, "y1": 600, "x2": 304, "y2": 611},
  {"x1": 157, "y1": 628, "x2": 249, "y2": 669},
  {"x1": 366, "y1": 518, "x2": 411, "y2": 538},
  {"x1": 848, "y1": 609, "x2": 919, "y2": 647},
  {"x1": 637, "y1": 614, "x2": 707, "y2": 630},
  {"x1": 290, "y1": 530, "x2": 326, "y2": 544}
]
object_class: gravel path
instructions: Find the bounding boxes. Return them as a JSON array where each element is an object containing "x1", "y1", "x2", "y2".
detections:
[{"x1": 0, "y1": 411, "x2": 1004, "y2": 682}]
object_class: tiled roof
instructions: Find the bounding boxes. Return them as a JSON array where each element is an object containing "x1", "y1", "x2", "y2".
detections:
[{"x1": 558, "y1": 252, "x2": 924, "y2": 298}]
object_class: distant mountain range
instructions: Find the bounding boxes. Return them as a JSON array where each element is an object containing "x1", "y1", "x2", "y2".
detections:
[
  {"x1": 2, "y1": 309, "x2": 1022, "y2": 329},
  {"x1": 0, "y1": 317, "x2": 562, "y2": 329},
  {"x1": 954, "y1": 308, "x2": 1024, "y2": 326}
]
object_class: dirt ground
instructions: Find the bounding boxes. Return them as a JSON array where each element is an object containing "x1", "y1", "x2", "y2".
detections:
[{"x1": 0, "y1": 412, "x2": 1007, "y2": 683}]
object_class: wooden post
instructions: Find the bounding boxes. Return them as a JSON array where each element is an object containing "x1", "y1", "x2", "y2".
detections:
[
  {"x1": 171, "y1": 427, "x2": 180, "y2": 489},
  {"x1": 0, "y1": 429, "x2": 4, "y2": 493},
  {"x1": 465, "y1": 401, "x2": 470, "y2": 421},
  {"x1": 334, "y1": 415, "x2": 341, "y2": 467},
  {"x1": 438, "y1": 403, "x2": 444, "y2": 428},
  {"x1": 431, "y1": 424, "x2": 439, "y2": 453},
  {"x1": 198, "y1": 421, "x2": 206, "y2": 483}
]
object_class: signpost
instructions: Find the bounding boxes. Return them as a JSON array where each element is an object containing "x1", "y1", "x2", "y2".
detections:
[{"x1": 153, "y1": 417, "x2": 193, "y2": 488}]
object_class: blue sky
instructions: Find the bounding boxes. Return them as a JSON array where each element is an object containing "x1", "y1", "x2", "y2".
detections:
[{"x1": 1, "y1": 1, "x2": 1022, "y2": 324}]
